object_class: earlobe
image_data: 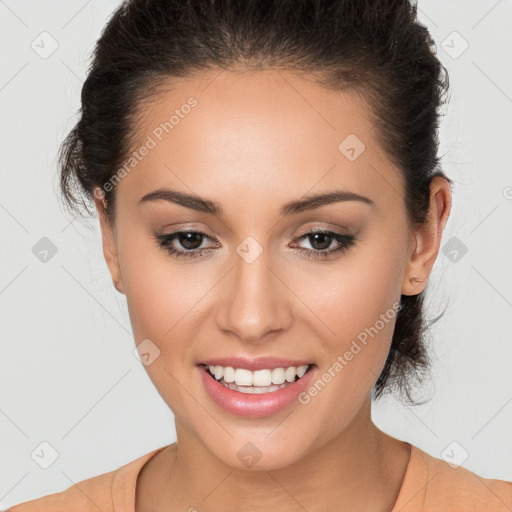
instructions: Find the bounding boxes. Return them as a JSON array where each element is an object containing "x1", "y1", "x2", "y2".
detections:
[
  {"x1": 401, "y1": 176, "x2": 452, "y2": 296},
  {"x1": 113, "y1": 277, "x2": 124, "y2": 294},
  {"x1": 93, "y1": 188, "x2": 125, "y2": 295}
]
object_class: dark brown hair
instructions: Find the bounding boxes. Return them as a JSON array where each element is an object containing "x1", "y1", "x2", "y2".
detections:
[{"x1": 58, "y1": 0, "x2": 453, "y2": 405}]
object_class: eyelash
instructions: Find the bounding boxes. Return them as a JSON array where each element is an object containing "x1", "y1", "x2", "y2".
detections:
[{"x1": 154, "y1": 229, "x2": 357, "y2": 260}]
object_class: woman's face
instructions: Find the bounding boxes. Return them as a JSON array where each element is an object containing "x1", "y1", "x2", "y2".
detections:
[{"x1": 95, "y1": 70, "x2": 444, "y2": 469}]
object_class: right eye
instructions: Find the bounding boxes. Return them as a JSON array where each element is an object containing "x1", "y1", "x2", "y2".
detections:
[{"x1": 153, "y1": 230, "x2": 219, "y2": 259}]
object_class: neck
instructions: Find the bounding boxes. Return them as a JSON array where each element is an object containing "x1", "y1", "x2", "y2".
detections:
[{"x1": 138, "y1": 398, "x2": 411, "y2": 512}]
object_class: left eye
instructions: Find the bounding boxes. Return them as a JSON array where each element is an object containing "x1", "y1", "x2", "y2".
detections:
[
  {"x1": 154, "y1": 229, "x2": 357, "y2": 260},
  {"x1": 290, "y1": 230, "x2": 357, "y2": 259}
]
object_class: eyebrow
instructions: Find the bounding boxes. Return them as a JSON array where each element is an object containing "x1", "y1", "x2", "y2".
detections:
[{"x1": 139, "y1": 187, "x2": 375, "y2": 216}]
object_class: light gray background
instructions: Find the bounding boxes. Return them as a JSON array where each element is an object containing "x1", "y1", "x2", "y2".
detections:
[{"x1": 1, "y1": 0, "x2": 511, "y2": 508}]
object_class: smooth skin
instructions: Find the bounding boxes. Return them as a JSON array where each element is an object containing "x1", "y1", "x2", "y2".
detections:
[{"x1": 93, "y1": 69, "x2": 451, "y2": 511}]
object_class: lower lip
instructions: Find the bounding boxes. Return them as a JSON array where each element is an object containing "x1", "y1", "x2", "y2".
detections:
[{"x1": 198, "y1": 364, "x2": 317, "y2": 418}]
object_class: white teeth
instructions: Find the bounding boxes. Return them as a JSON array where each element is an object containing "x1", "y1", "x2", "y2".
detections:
[
  {"x1": 252, "y1": 369, "x2": 272, "y2": 386},
  {"x1": 221, "y1": 381, "x2": 289, "y2": 394},
  {"x1": 223, "y1": 366, "x2": 236, "y2": 383},
  {"x1": 296, "y1": 365, "x2": 308, "y2": 378},
  {"x1": 271, "y1": 367, "x2": 286, "y2": 384},
  {"x1": 214, "y1": 365, "x2": 223, "y2": 380},
  {"x1": 205, "y1": 364, "x2": 311, "y2": 386},
  {"x1": 285, "y1": 366, "x2": 296, "y2": 382},
  {"x1": 234, "y1": 368, "x2": 253, "y2": 386}
]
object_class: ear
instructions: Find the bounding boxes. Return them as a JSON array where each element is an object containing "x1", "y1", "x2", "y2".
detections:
[
  {"x1": 402, "y1": 176, "x2": 452, "y2": 296},
  {"x1": 93, "y1": 188, "x2": 125, "y2": 294}
]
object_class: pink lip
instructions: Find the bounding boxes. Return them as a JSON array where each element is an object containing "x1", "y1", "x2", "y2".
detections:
[
  {"x1": 198, "y1": 363, "x2": 317, "y2": 418},
  {"x1": 199, "y1": 356, "x2": 313, "y2": 371}
]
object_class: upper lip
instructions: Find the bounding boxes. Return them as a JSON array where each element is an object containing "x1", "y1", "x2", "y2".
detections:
[{"x1": 199, "y1": 356, "x2": 313, "y2": 371}]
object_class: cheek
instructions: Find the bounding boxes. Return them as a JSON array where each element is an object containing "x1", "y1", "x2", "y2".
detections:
[
  {"x1": 292, "y1": 267, "x2": 401, "y2": 436},
  {"x1": 124, "y1": 264, "x2": 207, "y2": 345},
  {"x1": 292, "y1": 238, "x2": 404, "y2": 390},
  {"x1": 298, "y1": 247, "x2": 402, "y2": 342},
  {"x1": 118, "y1": 233, "x2": 194, "y2": 342},
  {"x1": 119, "y1": 246, "x2": 212, "y2": 411}
]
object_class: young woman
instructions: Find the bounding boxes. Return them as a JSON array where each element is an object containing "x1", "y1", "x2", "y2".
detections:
[{"x1": 8, "y1": 0, "x2": 512, "y2": 511}]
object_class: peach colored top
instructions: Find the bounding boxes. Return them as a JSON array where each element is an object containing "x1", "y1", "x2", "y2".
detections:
[{"x1": 7, "y1": 442, "x2": 512, "y2": 511}]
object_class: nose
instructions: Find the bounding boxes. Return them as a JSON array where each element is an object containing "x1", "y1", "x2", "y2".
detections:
[{"x1": 215, "y1": 248, "x2": 293, "y2": 343}]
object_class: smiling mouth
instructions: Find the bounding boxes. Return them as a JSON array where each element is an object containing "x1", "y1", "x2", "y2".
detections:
[{"x1": 202, "y1": 363, "x2": 315, "y2": 394}]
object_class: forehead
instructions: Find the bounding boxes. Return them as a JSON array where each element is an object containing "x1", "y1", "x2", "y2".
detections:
[{"x1": 118, "y1": 69, "x2": 404, "y2": 213}]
